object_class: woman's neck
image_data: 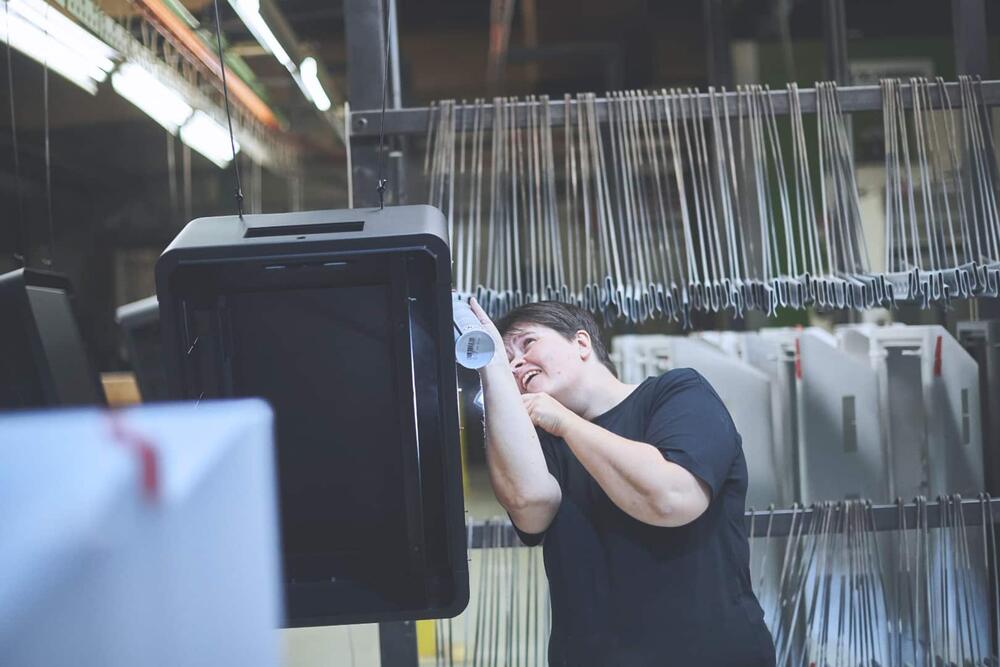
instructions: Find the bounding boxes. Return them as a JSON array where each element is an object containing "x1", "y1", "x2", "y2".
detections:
[{"x1": 563, "y1": 369, "x2": 638, "y2": 421}]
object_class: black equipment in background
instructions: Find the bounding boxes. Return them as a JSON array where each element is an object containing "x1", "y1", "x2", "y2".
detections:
[
  {"x1": 0, "y1": 268, "x2": 105, "y2": 410},
  {"x1": 115, "y1": 295, "x2": 168, "y2": 402},
  {"x1": 155, "y1": 205, "x2": 469, "y2": 627}
]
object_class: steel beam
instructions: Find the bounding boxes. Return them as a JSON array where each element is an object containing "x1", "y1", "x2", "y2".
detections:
[
  {"x1": 350, "y1": 79, "x2": 1000, "y2": 137},
  {"x1": 466, "y1": 497, "x2": 1000, "y2": 547}
]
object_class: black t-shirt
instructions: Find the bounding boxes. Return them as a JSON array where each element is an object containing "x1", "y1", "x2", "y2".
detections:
[{"x1": 513, "y1": 368, "x2": 776, "y2": 667}]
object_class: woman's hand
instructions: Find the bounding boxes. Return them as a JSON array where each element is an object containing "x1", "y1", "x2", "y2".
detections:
[
  {"x1": 468, "y1": 297, "x2": 508, "y2": 370},
  {"x1": 521, "y1": 392, "x2": 579, "y2": 438}
]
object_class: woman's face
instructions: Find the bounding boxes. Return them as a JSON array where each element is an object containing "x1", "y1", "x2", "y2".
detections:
[{"x1": 503, "y1": 323, "x2": 588, "y2": 399}]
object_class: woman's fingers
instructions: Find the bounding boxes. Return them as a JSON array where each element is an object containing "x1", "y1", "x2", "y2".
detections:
[
  {"x1": 468, "y1": 297, "x2": 488, "y2": 324},
  {"x1": 469, "y1": 297, "x2": 502, "y2": 338}
]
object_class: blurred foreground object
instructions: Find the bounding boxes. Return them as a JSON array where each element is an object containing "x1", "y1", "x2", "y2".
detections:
[{"x1": 0, "y1": 400, "x2": 283, "y2": 667}]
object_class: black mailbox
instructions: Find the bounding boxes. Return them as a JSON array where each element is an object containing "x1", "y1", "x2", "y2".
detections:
[
  {"x1": 0, "y1": 268, "x2": 104, "y2": 410},
  {"x1": 115, "y1": 295, "x2": 167, "y2": 402},
  {"x1": 155, "y1": 205, "x2": 469, "y2": 626}
]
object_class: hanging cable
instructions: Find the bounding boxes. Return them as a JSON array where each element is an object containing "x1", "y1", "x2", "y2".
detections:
[
  {"x1": 4, "y1": 0, "x2": 24, "y2": 266},
  {"x1": 42, "y1": 2, "x2": 55, "y2": 267},
  {"x1": 167, "y1": 133, "x2": 179, "y2": 225},
  {"x1": 374, "y1": 0, "x2": 393, "y2": 209},
  {"x1": 210, "y1": 0, "x2": 245, "y2": 219}
]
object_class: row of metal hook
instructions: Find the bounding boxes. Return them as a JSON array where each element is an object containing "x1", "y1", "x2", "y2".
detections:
[
  {"x1": 426, "y1": 77, "x2": 1000, "y2": 323},
  {"x1": 752, "y1": 495, "x2": 999, "y2": 667},
  {"x1": 429, "y1": 496, "x2": 1000, "y2": 666}
]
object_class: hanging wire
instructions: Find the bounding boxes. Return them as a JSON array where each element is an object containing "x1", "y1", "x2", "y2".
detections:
[
  {"x1": 210, "y1": 0, "x2": 245, "y2": 219},
  {"x1": 375, "y1": 0, "x2": 393, "y2": 209},
  {"x1": 41, "y1": 1, "x2": 55, "y2": 267},
  {"x1": 167, "y1": 132, "x2": 179, "y2": 225},
  {"x1": 4, "y1": 0, "x2": 24, "y2": 266},
  {"x1": 426, "y1": 82, "x2": 1000, "y2": 322}
]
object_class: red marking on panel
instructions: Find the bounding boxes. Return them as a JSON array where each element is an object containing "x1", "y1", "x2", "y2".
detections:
[{"x1": 108, "y1": 413, "x2": 159, "y2": 502}]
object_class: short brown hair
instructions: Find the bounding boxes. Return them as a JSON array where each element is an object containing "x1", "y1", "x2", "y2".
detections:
[{"x1": 497, "y1": 301, "x2": 617, "y2": 376}]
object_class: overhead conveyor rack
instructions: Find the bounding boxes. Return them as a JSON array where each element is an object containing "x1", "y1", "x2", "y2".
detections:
[
  {"x1": 466, "y1": 496, "x2": 1000, "y2": 546},
  {"x1": 348, "y1": 79, "x2": 1000, "y2": 138}
]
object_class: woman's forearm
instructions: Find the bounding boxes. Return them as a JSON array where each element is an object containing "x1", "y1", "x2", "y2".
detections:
[
  {"x1": 560, "y1": 417, "x2": 708, "y2": 527},
  {"x1": 480, "y1": 363, "x2": 561, "y2": 525}
]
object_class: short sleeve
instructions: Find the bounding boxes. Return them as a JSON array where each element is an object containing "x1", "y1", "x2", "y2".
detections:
[
  {"x1": 510, "y1": 429, "x2": 565, "y2": 546},
  {"x1": 643, "y1": 369, "x2": 739, "y2": 498}
]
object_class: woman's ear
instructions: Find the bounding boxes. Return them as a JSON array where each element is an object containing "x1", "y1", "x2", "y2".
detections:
[{"x1": 575, "y1": 330, "x2": 593, "y2": 360}]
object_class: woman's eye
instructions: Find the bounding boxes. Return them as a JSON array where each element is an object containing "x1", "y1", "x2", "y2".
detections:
[{"x1": 524, "y1": 338, "x2": 535, "y2": 348}]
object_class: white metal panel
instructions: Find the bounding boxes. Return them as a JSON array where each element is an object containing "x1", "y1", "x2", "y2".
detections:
[
  {"x1": 798, "y1": 330, "x2": 888, "y2": 503},
  {"x1": 837, "y1": 324, "x2": 985, "y2": 498},
  {"x1": 741, "y1": 333, "x2": 801, "y2": 505},
  {"x1": 931, "y1": 328, "x2": 983, "y2": 495}
]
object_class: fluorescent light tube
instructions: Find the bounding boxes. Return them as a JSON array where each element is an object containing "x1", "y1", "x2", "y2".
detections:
[
  {"x1": 299, "y1": 57, "x2": 331, "y2": 111},
  {"x1": 112, "y1": 63, "x2": 193, "y2": 134},
  {"x1": 228, "y1": 0, "x2": 292, "y2": 68},
  {"x1": 180, "y1": 111, "x2": 240, "y2": 168},
  {"x1": 10, "y1": 0, "x2": 116, "y2": 68},
  {"x1": 0, "y1": 0, "x2": 117, "y2": 94}
]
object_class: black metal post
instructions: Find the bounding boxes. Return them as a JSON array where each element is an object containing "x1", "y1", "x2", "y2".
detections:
[
  {"x1": 343, "y1": 4, "x2": 417, "y2": 661},
  {"x1": 958, "y1": 321, "x2": 1000, "y2": 660},
  {"x1": 345, "y1": 0, "x2": 394, "y2": 208},
  {"x1": 378, "y1": 620, "x2": 419, "y2": 667},
  {"x1": 952, "y1": 0, "x2": 998, "y2": 323},
  {"x1": 387, "y1": 0, "x2": 407, "y2": 204},
  {"x1": 958, "y1": 322, "x2": 1000, "y2": 496},
  {"x1": 703, "y1": 0, "x2": 732, "y2": 87},
  {"x1": 952, "y1": 0, "x2": 989, "y2": 79},
  {"x1": 822, "y1": 0, "x2": 849, "y2": 86},
  {"x1": 822, "y1": 0, "x2": 852, "y2": 149}
]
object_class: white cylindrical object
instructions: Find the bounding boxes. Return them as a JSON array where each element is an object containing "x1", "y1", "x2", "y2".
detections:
[{"x1": 452, "y1": 298, "x2": 495, "y2": 369}]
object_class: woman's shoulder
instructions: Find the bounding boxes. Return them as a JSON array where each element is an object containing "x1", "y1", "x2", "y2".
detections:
[
  {"x1": 650, "y1": 367, "x2": 728, "y2": 408},
  {"x1": 653, "y1": 367, "x2": 709, "y2": 392}
]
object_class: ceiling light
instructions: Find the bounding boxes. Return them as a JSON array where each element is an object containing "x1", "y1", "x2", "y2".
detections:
[
  {"x1": 299, "y1": 57, "x2": 331, "y2": 112},
  {"x1": 112, "y1": 63, "x2": 193, "y2": 134},
  {"x1": 0, "y1": 0, "x2": 117, "y2": 94},
  {"x1": 9, "y1": 0, "x2": 116, "y2": 67},
  {"x1": 180, "y1": 111, "x2": 240, "y2": 168},
  {"x1": 228, "y1": 0, "x2": 292, "y2": 68}
]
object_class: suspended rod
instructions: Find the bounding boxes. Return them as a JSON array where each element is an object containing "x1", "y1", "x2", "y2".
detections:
[
  {"x1": 466, "y1": 496, "x2": 1000, "y2": 547},
  {"x1": 350, "y1": 79, "x2": 1000, "y2": 137}
]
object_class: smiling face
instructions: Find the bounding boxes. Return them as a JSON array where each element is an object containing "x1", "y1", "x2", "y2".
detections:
[{"x1": 503, "y1": 322, "x2": 591, "y2": 399}]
